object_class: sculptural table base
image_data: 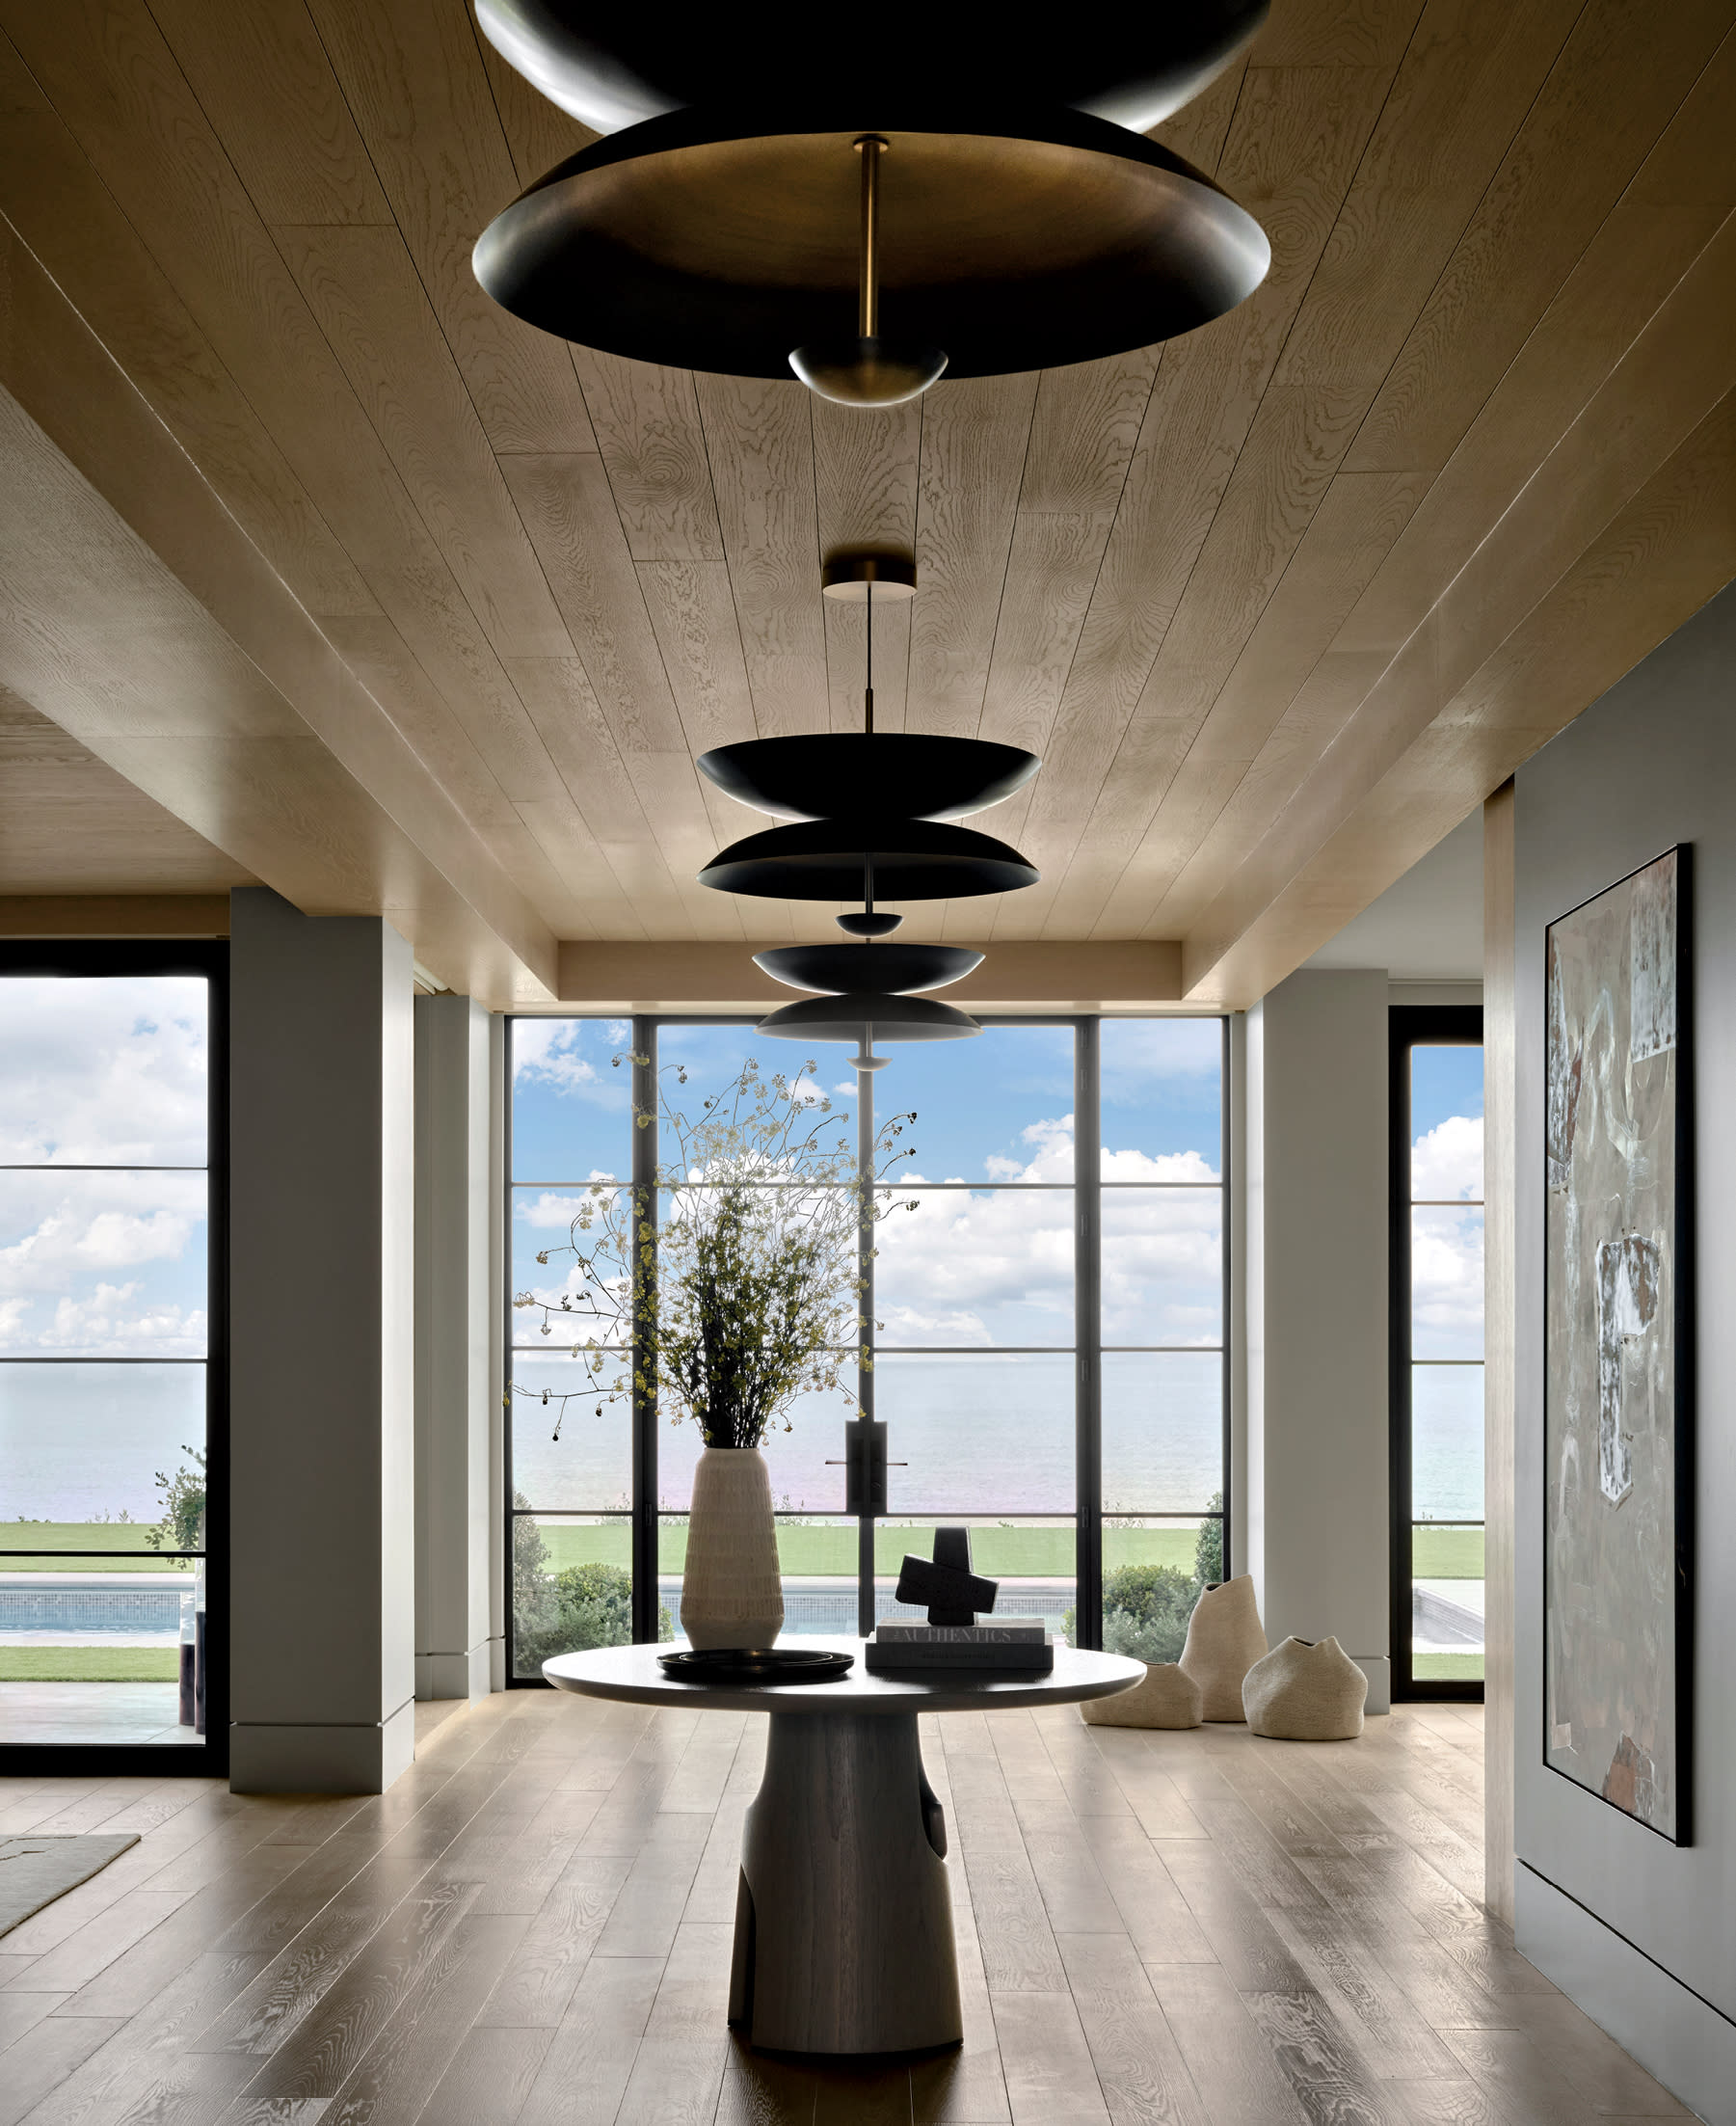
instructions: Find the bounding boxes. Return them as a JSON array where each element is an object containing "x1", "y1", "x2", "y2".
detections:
[{"x1": 730, "y1": 1709, "x2": 961, "y2": 2056}]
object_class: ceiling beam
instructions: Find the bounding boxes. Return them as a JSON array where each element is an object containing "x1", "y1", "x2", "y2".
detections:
[
  {"x1": 551, "y1": 940, "x2": 1185, "y2": 1014},
  {"x1": 0, "y1": 209, "x2": 559, "y2": 1007},
  {"x1": 0, "y1": 895, "x2": 231, "y2": 936}
]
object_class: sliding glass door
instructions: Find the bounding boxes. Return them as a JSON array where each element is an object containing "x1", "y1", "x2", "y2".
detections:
[
  {"x1": 0, "y1": 943, "x2": 226, "y2": 1768},
  {"x1": 1390, "y1": 1006, "x2": 1484, "y2": 1700},
  {"x1": 505, "y1": 1014, "x2": 1228, "y2": 1671}
]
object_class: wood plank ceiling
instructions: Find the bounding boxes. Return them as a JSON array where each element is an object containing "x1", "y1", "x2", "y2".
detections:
[{"x1": 0, "y1": 0, "x2": 1732, "y2": 1006}]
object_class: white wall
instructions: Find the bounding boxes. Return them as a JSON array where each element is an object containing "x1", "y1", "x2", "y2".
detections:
[
  {"x1": 228, "y1": 888, "x2": 415, "y2": 1793},
  {"x1": 1242, "y1": 969, "x2": 1391, "y2": 1708},
  {"x1": 1512, "y1": 579, "x2": 1736, "y2": 2121}
]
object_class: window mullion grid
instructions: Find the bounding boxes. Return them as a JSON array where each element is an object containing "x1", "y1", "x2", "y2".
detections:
[
  {"x1": 1076, "y1": 1019, "x2": 1102, "y2": 1651},
  {"x1": 628, "y1": 1021, "x2": 659, "y2": 1643}
]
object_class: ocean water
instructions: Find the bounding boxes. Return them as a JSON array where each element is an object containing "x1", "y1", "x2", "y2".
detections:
[
  {"x1": 0, "y1": 1352, "x2": 1482, "y2": 1528},
  {"x1": 1, "y1": 1364, "x2": 206, "y2": 1524},
  {"x1": 514, "y1": 1349, "x2": 1224, "y2": 1519}
]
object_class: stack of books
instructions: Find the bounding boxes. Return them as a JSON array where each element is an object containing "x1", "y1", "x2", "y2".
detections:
[{"x1": 864, "y1": 1620, "x2": 1054, "y2": 1673}]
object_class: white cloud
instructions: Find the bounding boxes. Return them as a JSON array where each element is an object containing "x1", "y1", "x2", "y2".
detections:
[
  {"x1": 0, "y1": 976, "x2": 207, "y2": 1164},
  {"x1": 1412, "y1": 1114, "x2": 1482, "y2": 1201},
  {"x1": 1412, "y1": 1203, "x2": 1484, "y2": 1358},
  {"x1": 877, "y1": 1115, "x2": 1221, "y2": 1346},
  {"x1": 0, "y1": 1171, "x2": 206, "y2": 1355},
  {"x1": 40, "y1": 1288, "x2": 207, "y2": 1358},
  {"x1": 1408, "y1": 1112, "x2": 1484, "y2": 1358},
  {"x1": 516, "y1": 1188, "x2": 614, "y2": 1230},
  {"x1": 512, "y1": 1019, "x2": 603, "y2": 1093}
]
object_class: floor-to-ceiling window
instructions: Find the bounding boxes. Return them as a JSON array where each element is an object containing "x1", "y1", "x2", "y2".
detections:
[
  {"x1": 0, "y1": 944, "x2": 225, "y2": 1764},
  {"x1": 505, "y1": 1014, "x2": 1227, "y2": 1674},
  {"x1": 1390, "y1": 1006, "x2": 1484, "y2": 1699}
]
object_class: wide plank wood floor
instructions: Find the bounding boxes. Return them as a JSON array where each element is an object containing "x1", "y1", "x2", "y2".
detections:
[{"x1": 0, "y1": 1694, "x2": 1687, "y2": 2125}]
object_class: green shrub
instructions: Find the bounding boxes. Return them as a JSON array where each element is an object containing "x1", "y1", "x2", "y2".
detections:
[
  {"x1": 513, "y1": 1551, "x2": 673, "y2": 1676},
  {"x1": 1064, "y1": 1560, "x2": 1203, "y2": 1662},
  {"x1": 1100, "y1": 1563, "x2": 1199, "y2": 1664}
]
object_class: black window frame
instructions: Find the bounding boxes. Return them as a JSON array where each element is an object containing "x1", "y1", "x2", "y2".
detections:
[
  {"x1": 0, "y1": 937, "x2": 229, "y2": 1776},
  {"x1": 1389, "y1": 1002, "x2": 1484, "y2": 1705},
  {"x1": 503, "y1": 1012, "x2": 1232, "y2": 1681}
]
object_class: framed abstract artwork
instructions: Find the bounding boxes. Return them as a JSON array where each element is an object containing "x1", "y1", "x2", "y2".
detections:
[{"x1": 1544, "y1": 845, "x2": 1692, "y2": 1843}]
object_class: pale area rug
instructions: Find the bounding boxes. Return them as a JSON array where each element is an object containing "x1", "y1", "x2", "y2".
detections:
[{"x1": 0, "y1": 1835, "x2": 140, "y2": 1937}]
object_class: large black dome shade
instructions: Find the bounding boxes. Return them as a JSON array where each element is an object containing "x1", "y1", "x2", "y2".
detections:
[
  {"x1": 475, "y1": 2, "x2": 1269, "y2": 138},
  {"x1": 756, "y1": 991, "x2": 979, "y2": 1044},
  {"x1": 700, "y1": 736, "x2": 1039, "y2": 822},
  {"x1": 471, "y1": 106, "x2": 1270, "y2": 381},
  {"x1": 700, "y1": 819, "x2": 1037, "y2": 901},
  {"x1": 754, "y1": 943, "x2": 983, "y2": 995}
]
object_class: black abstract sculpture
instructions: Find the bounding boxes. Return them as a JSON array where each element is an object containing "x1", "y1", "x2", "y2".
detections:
[{"x1": 895, "y1": 1527, "x2": 998, "y2": 1628}]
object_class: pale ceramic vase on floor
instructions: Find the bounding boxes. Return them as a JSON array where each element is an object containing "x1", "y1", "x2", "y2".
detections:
[
  {"x1": 1242, "y1": 1636, "x2": 1367, "y2": 1740},
  {"x1": 1081, "y1": 1660, "x2": 1202, "y2": 1729},
  {"x1": 680, "y1": 1446, "x2": 785, "y2": 1650},
  {"x1": 1178, "y1": 1574, "x2": 1269, "y2": 1720}
]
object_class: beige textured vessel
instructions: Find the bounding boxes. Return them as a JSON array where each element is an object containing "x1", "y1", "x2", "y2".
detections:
[
  {"x1": 680, "y1": 1447, "x2": 785, "y2": 1650},
  {"x1": 1242, "y1": 1636, "x2": 1367, "y2": 1740},
  {"x1": 1081, "y1": 1660, "x2": 1202, "y2": 1729},
  {"x1": 1178, "y1": 1574, "x2": 1268, "y2": 1721}
]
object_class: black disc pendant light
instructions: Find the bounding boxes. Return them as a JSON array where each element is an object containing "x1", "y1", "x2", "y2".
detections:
[
  {"x1": 471, "y1": 5, "x2": 1271, "y2": 406},
  {"x1": 473, "y1": 108, "x2": 1269, "y2": 399},
  {"x1": 475, "y1": 3, "x2": 1270, "y2": 139},
  {"x1": 697, "y1": 555, "x2": 1040, "y2": 905},
  {"x1": 691, "y1": 553, "x2": 1038, "y2": 1060}
]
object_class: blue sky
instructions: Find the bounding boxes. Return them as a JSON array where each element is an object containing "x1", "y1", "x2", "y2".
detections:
[{"x1": 511, "y1": 1015, "x2": 1225, "y2": 1185}]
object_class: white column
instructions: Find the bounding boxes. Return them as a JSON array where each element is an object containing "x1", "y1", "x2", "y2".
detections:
[
  {"x1": 229, "y1": 888, "x2": 416, "y2": 1791},
  {"x1": 414, "y1": 994, "x2": 496, "y2": 1701},
  {"x1": 1243, "y1": 968, "x2": 1391, "y2": 1710}
]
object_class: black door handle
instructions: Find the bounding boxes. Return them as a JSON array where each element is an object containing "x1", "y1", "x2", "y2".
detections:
[{"x1": 827, "y1": 1420, "x2": 900, "y2": 1516}]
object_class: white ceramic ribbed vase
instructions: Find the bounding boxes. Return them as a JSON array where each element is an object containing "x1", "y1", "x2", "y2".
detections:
[{"x1": 680, "y1": 1446, "x2": 785, "y2": 1651}]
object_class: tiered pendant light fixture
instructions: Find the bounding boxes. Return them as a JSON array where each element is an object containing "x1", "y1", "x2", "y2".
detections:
[
  {"x1": 471, "y1": 6, "x2": 1272, "y2": 407},
  {"x1": 695, "y1": 556, "x2": 1038, "y2": 1063}
]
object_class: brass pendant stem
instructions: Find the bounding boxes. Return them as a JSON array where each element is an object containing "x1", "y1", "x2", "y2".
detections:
[
  {"x1": 855, "y1": 135, "x2": 886, "y2": 338},
  {"x1": 864, "y1": 577, "x2": 874, "y2": 736}
]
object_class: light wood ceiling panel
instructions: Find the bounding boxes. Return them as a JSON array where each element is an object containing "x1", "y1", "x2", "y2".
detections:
[
  {"x1": 999, "y1": 54, "x2": 1398, "y2": 941},
  {"x1": 302, "y1": 0, "x2": 598, "y2": 454},
  {"x1": 1039, "y1": 0, "x2": 1590, "y2": 935},
  {"x1": 0, "y1": 688, "x2": 255, "y2": 897},
  {"x1": 0, "y1": 0, "x2": 1728, "y2": 1007},
  {"x1": 1151, "y1": 31, "x2": 1736, "y2": 954}
]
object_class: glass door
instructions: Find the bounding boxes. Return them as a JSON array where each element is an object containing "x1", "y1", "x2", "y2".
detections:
[
  {"x1": 0, "y1": 944, "x2": 226, "y2": 1768},
  {"x1": 866, "y1": 1024, "x2": 1081, "y2": 1638},
  {"x1": 506, "y1": 1013, "x2": 1231, "y2": 1670},
  {"x1": 1390, "y1": 1007, "x2": 1485, "y2": 1699}
]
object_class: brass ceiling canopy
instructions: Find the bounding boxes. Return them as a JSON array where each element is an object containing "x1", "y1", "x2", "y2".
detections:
[
  {"x1": 473, "y1": 105, "x2": 1271, "y2": 387},
  {"x1": 473, "y1": 3, "x2": 1270, "y2": 138}
]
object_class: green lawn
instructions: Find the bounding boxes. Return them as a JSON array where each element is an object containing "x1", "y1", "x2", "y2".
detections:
[
  {"x1": 0, "y1": 1524, "x2": 192, "y2": 1572},
  {"x1": 1412, "y1": 1653, "x2": 1485, "y2": 1682},
  {"x1": 1411, "y1": 1526, "x2": 1484, "y2": 1579},
  {"x1": 0, "y1": 1647, "x2": 180, "y2": 1681},
  {"x1": 536, "y1": 1520, "x2": 1203, "y2": 1578}
]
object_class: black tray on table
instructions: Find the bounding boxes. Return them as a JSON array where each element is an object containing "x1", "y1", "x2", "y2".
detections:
[{"x1": 656, "y1": 1648, "x2": 854, "y2": 1684}]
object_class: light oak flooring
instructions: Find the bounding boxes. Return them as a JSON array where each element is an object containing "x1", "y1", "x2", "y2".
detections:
[{"x1": 0, "y1": 1692, "x2": 1689, "y2": 2126}]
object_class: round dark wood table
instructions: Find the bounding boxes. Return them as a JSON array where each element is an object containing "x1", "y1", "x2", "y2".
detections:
[{"x1": 544, "y1": 1633, "x2": 1142, "y2": 2058}]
